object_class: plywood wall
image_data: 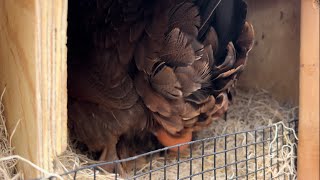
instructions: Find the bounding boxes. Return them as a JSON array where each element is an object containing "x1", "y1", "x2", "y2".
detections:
[
  {"x1": 0, "y1": 0, "x2": 67, "y2": 178},
  {"x1": 238, "y1": 0, "x2": 301, "y2": 105}
]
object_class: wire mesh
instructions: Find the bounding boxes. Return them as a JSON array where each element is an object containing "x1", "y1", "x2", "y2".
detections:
[{"x1": 46, "y1": 120, "x2": 298, "y2": 180}]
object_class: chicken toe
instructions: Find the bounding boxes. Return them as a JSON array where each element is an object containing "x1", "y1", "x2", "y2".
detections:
[{"x1": 98, "y1": 144, "x2": 126, "y2": 177}]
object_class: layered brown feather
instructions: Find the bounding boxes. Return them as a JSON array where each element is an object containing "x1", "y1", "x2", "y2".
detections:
[{"x1": 67, "y1": 0, "x2": 255, "y2": 175}]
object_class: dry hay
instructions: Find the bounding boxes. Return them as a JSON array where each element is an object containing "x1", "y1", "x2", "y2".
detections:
[
  {"x1": 55, "y1": 89, "x2": 298, "y2": 180},
  {"x1": 0, "y1": 89, "x2": 23, "y2": 179},
  {"x1": 0, "y1": 88, "x2": 299, "y2": 180}
]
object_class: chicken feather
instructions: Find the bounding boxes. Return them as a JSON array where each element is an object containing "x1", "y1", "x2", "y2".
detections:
[{"x1": 67, "y1": 0, "x2": 255, "y2": 175}]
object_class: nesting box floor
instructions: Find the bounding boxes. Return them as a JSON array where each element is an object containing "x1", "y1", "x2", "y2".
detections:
[
  {"x1": 54, "y1": 89, "x2": 298, "y2": 180},
  {"x1": 0, "y1": 88, "x2": 298, "y2": 179}
]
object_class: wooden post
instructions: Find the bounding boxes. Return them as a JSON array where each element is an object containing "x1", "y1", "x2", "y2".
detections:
[
  {"x1": 298, "y1": 0, "x2": 319, "y2": 179},
  {"x1": 0, "y1": 0, "x2": 68, "y2": 178}
]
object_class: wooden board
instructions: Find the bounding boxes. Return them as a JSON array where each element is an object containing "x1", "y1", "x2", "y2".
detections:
[
  {"x1": 297, "y1": 0, "x2": 319, "y2": 179},
  {"x1": 0, "y1": 0, "x2": 68, "y2": 178},
  {"x1": 239, "y1": 0, "x2": 301, "y2": 105}
]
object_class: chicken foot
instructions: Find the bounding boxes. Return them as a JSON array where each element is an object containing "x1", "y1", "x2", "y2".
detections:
[{"x1": 98, "y1": 141, "x2": 126, "y2": 177}]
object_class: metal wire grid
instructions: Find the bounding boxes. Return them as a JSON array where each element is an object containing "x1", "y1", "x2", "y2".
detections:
[{"x1": 47, "y1": 120, "x2": 298, "y2": 180}]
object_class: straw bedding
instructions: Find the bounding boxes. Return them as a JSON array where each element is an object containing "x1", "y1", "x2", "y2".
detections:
[
  {"x1": 0, "y1": 89, "x2": 23, "y2": 179},
  {"x1": 0, "y1": 88, "x2": 298, "y2": 179}
]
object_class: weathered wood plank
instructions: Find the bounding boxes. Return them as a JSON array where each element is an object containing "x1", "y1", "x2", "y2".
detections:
[
  {"x1": 239, "y1": 0, "x2": 301, "y2": 105},
  {"x1": 0, "y1": 0, "x2": 67, "y2": 178},
  {"x1": 297, "y1": 0, "x2": 319, "y2": 179}
]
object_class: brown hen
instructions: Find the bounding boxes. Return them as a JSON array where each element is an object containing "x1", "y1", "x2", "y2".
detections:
[{"x1": 67, "y1": 0, "x2": 254, "y2": 175}]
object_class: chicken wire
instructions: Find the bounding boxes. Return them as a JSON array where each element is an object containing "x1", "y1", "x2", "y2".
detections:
[{"x1": 43, "y1": 119, "x2": 298, "y2": 180}]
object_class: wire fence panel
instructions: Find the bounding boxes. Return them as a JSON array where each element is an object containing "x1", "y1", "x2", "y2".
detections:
[{"x1": 45, "y1": 120, "x2": 298, "y2": 180}]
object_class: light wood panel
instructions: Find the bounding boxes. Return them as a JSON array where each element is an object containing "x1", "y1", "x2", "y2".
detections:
[
  {"x1": 0, "y1": 0, "x2": 68, "y2": 178},
  {"x1": 239, "y1": 0, "x2": 301, "y2": 105},
  {"x1": 297, "y1": 0, "x2": 319, "y2": 179}
]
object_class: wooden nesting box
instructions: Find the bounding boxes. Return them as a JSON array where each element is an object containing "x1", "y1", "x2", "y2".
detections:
[{"x1": 0, "y1": 0, "x2": 318, "y2": 179}]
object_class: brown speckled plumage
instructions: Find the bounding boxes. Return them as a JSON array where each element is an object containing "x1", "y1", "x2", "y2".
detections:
[{"x1": 67, "y1": 0, "x2": 254, "y2": 174}]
